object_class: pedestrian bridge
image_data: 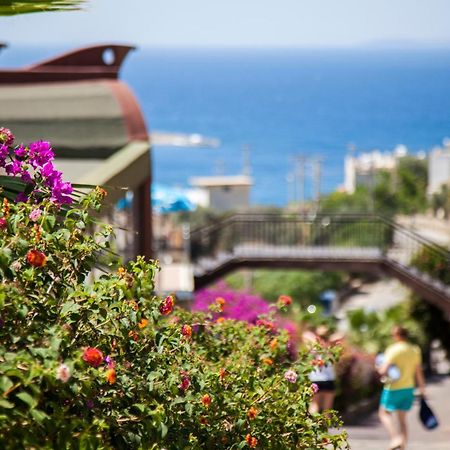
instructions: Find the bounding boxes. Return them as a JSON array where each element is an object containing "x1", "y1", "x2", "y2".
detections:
[{"x1": 189, "y1": 214, "x2": 450, "y2": 313}]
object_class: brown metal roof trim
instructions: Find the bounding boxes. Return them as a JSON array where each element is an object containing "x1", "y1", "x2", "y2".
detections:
[
  {"x1": 0, "y1": 44, "x2": 135, "y2": 83},
  {"x1": 0, "y1": 44, "x2": 149, "y2": 150},
  {"x1": 105, "y1": 80, "x2": 149, "y2": 143}
]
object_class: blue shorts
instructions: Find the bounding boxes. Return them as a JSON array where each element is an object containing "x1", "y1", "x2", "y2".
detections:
[{"x1": 380, "y1": 388, "x2": 415, "y2": 412}]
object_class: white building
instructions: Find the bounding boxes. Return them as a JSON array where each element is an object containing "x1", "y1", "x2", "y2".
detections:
[
  {"x1": 344, "y1": 145, "x2": 408, "y2": 194},
  {"x1": 428, "y1": 144, "x2": 450, "y2": 196},
  {"x1": 189, "y1": 175, "x2": 253, "y2": 211}
]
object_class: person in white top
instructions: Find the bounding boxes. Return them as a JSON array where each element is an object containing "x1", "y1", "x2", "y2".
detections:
[{"x1": 303, "y1": 325, "x2": 342, "y2": 414}]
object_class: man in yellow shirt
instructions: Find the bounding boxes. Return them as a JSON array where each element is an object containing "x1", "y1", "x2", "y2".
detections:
[{"x1": 378, "y1": 326, "x2": 426, "y2": 450}]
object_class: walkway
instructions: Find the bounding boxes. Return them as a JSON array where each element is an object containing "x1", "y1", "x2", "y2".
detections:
[{"x1": 345, "y1": 375, "x2": 450, "y2": 449}]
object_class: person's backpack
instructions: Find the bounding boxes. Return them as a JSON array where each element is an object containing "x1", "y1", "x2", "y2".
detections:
[{"x1": 419, "y1": 397, "x2": 439, "y2": 430}]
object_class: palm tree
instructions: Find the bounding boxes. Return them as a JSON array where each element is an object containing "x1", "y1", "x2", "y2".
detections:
[{"x1": 0, "y1": 1, "x2": 86, "y2": 16}]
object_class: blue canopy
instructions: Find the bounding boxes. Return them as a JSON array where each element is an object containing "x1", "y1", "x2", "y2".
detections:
[
  {"x1": 117, "y1": 183, "x2": 196, "y2": 213},
  {"x1": 152, "y1": 183, "x2": 196, "y2": 213}
]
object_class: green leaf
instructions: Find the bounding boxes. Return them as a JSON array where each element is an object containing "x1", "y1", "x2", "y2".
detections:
[
  {"x1": 160, "y1": 422, "x2": 168, "y2": 438},
  {"x1": 0, "y1": 399, "x2": 14, "y2": 409},
  {"x1": 30, "y1": 409, "x2": 50, "y2": 425},
  {"x1": 60, "y1": 300, "x2": 81, "y2": 316},
  {"x1": 0, "y1": 376, "x2": 13, "y2": 394},
  {"x1": 16, "y1": 391, "x2": 38, "y2": 408}
]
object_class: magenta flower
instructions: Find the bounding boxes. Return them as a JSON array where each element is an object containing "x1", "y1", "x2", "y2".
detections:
[
  {"x1": 15, "y1": 192, "x2": 28, "y2": 203},
  {"x1": 311, "y1": 383, "x2": 319, "y2": 394},
  {"x1": 104, "y1": 355, "x2": 116, "y2": 369},
  {"x1": 284, "y1": 370, "x2": 298, "y2": 383},
  {"x1": 5, "y1": 159, "x2": 22, "y2": 176},
  {"x1": 0, "y1": 218, "x2": 6, "y2": 229},
  {"x1": 29, "y1": 141, "x2": 54, "y2": 168},
  {"x1": 14, "y1": 145, "x2": 27, "y2": 158},
  {"x1": 179, "y1": 373, "x2": 191, "y2": 391}
]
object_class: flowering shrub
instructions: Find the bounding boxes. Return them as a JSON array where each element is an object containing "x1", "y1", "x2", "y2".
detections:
[{"x1": 0, "y1": 130, "x2": 348, "y2": 449}]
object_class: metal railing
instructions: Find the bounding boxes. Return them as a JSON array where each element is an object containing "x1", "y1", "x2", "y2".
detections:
[{"x1": 190, "y1": 213, "x2": 450, "y2": 285}]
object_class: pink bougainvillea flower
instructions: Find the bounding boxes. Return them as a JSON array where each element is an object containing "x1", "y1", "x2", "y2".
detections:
[
  {"x1": 104, "y1": 355, "x2": 116, "y2": 369},
  {"x1": 29, "y1": 209, "x2": 42, "y2": 222},
  {"x1": 106, "y1": 368, "x2": 116, "y2": 385},
  {"x1": 0, "y1": 218, "x2": 6, "y2": 229},
  {"x1": 26, "y1": 249, "x2": 47, "y2": 267},
  {"x1": 0, "y1": 127, "x2": 14, "y2": 146},
  {"x1": 160, "y1": 295, "x2": 174, "y2": 315},
  {"x1": 82, "y1": 347, "x2": 104, "y2": 367},
  {"x1": 284, "y1": 370, "x2": 298, "y2": 383},
  {"x1": 201, "y1": 394, "x2": 211, "y2": 408},
  {"x1": 181, "y1": 324, "x2": 192, "y2": 338},
  {"x1": 311, "y1": 383, "x2": 319, "y2": 394},
  {"x1": 56, "y1": 363, "x2": 71, "y2": 383},
  {"x1": 15, "y1": 192, "x2": 28, "y2": 203}
]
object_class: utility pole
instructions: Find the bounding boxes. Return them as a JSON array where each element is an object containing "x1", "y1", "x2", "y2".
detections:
[
  {"x1": 312, "y1": 156, "x2": 324, "y2": 213},
  {"x1": 293, "y1": 155, "x2": 306, "y2": 212},
  {"x1": 242, "y1": 145, "x2": 252, "y2": 176}
]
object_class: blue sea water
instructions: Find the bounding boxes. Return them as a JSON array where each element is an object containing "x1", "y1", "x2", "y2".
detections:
[{"x1": 2, "y1": 47, "x2": 450, "y2": 205}]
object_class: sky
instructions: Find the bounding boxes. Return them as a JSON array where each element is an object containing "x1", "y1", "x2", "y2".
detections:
[{"x1": 2, "y1": 0, "x2": 450, "y2": 48}]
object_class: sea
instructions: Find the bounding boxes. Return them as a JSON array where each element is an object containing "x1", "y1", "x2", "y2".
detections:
[{"x1": 2, "y1": 46, "x2": 450, "y2": 206}]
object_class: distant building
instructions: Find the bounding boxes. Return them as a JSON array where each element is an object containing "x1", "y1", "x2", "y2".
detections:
[
  {"x1": 189, "y1": 175, "x2": 253, "y2": 211},
  {"x1": 343, "y1": 145, "x2": 423, "y2": 194},
  {"x1": 428, "y1": 143, "x2": 450, "y2": 196}
]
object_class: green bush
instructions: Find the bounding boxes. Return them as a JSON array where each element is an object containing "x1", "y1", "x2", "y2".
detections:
[{"x1": 0, "y1": 131, "x2": 347, "y2": 449}]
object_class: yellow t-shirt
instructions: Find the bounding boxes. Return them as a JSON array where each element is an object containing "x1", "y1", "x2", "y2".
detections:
[{"x1": 384, "y1": 341, "x2": 422, "y2": 390}]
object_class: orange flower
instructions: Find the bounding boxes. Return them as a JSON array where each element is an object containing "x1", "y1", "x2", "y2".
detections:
[
  {"x1": 33, "y1": 224, "x2": 41, "y2": 243},
  {"x1": 118, "y1": 267, "x2": 126, "y2": 277},
  {"x1": 278, "y1": 294, "x2": 292, "y2": 306},
  {"x1": 215, "y1": 297, "x2": 226, "y2": 312},
  {"x1": 262, "y1": 358, "x2": 273, "y2": 366},
  {"x1": 128, "y1": 330, "x2": 139, "y2": 342},
  {"x1": 138, "y1": 318, "x2": 149, "y2": 329},
  {"x1": 2, "y1": 198, "x2": 10, "y2": 218},
  {"x1": 247, "y1": 406, "x2": 258, "y2": 420},
  {"x1": 95, "y1": 186, "x2": 108, "y2": 198},
  {"x1": 216, "y1": 317, "x2": 225, "y2": 324},
  {"x1": 245, "y1": 434, "x2": 258, "y2": 448},
  {"x1": 106, "y1": 368, "x2": 116, "y2": 384},
  {"x1": 256, "y1": 319, "x2": 274, "y2": 331},
  {"x1": 219, "y1": 367, "x2": 227, "y2": 380},
  {"x1": 82, "y1": 347, "x2": 103, "y2": 367},
  {"x1": 201, "y1": 394, "x2": 211, "y2": 408},
  {"x1": 26, "y1": 249, "x2": 47, "y2": 267},
  {"x1": 269, "y1": 338, "x2": 278, "y2": 350},
  {"x1": 128, "y1": 300, "x2": 139, "y2": 311},
  {"x1": 181, "y1": 324, "x2": 192, "y2": 338},
  {"x1": 312, "y1": 359, "x2": 325, "y2": 367}
]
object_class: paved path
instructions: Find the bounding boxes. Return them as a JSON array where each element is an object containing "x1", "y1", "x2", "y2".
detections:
[{"x1": 345, "y1": 375, "x2": 450, "y2": 449}]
